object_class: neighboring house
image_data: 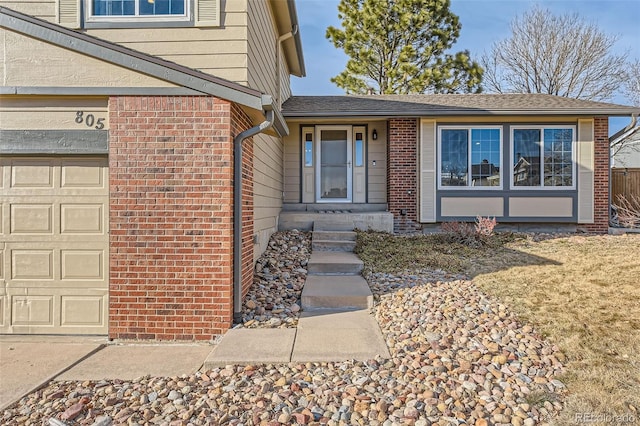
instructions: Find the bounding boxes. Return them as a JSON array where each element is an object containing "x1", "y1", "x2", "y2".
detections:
[
  {"x1": 1, "y1": 3, "x2": 639, "y2": 341},
  {"x1": 611, "y1": 125, "x2": 640, "y2": 168}
]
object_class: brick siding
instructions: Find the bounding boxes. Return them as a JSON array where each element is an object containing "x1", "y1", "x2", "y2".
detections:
[
  {"x1": 585, "y1": 116, "x2": 610, "y2": 233},
  {"x1": 231, "y1": 104, "x2": 255, "y2": 299},
  {"x1": 387, "y1": 118, "x2": 420, "y2": 232},
  {"x1": 108, "y1": 95, "x2": 254, "y2": 340}
]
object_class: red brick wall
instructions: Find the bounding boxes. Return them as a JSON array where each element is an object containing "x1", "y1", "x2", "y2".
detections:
[
  {"x1": 108, "y1": 95, "x2": 254, "y2": 340},
  {"x1": 387, "y1": 118, "x2": 420, "y2": 232},
  {"x1": 231, "y1": 104, "x2": 255, "y2": 299},
  {"x1": 585, "y1": 116, "x2": 610, "y2": 233}
]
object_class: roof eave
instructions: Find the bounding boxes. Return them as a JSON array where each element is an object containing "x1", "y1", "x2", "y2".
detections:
[
  {"x1": 269, "y1": 0, "x2": 305, "y2": 77},
  {"x1": 283, "y1": 108, "x2": 640, "y2": 118}
]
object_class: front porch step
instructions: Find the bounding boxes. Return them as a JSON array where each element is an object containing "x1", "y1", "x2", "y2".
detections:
[
  {"x1": 312, "y1": 230, "x2": 356, "y2": 252},
  {"x1": 307, "y1": 252, "x2": 363, "y2": 275},
  {"x1": 301, "y1": 275, "x2": 373, "y2": 310},
  {"x1": 312, "y1": 230, "x2": 356, "y2": 241},
  {"x1": 278, "y1": 211, "x2": 394, "y2": 233},
  {"x1": 312, "y1": 239, "x2": 356, "y2": 252},
  {"x1": 283, "y1": 203, "x2": 388, "y2": 213}
]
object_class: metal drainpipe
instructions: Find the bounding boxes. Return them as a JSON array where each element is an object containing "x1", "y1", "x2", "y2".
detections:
[
  {"x1": 275, "y1": 26, "x2": 297, "y2": 108},
  {"x1": 233, "y1": 110, "x2": 275, "y2": 324}
]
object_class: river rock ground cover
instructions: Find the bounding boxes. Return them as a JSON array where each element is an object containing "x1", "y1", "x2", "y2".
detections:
[{"x1": 5, "y1": 230, "x2": 636, "y2": 425}]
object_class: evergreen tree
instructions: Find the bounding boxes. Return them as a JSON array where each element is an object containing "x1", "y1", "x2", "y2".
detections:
[{"x1": 326, "y1": 0, "x2": 483, "y2": 94}]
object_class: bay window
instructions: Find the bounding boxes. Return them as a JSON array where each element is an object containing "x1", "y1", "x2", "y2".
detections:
[{"x1": 439, "y1": 127, "x2": 502, "y2": 188}]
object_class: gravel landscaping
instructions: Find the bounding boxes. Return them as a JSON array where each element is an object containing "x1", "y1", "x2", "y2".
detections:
[{"x1": 2, "y1": 231, "x2": 568, "y2": 425}]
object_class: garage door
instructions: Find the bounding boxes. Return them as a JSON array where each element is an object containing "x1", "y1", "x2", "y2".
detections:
[{"x1": 0, "y1": 156, "x2": 108, "y2": 334}]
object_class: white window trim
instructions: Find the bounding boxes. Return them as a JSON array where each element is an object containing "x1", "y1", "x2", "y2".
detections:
[
  {"x1": 437, "y1": 125, "x2": 503, "y2": 190},
  {"x1": 510, "y1": 125, "x2": 577, "y2": 191},
  {"x1": 85, "y1": 0, "x2": 191, "y2": 23}
]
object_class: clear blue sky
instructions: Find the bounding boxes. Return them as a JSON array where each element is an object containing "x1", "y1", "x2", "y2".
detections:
[{"x1": 290, "y1": 0, "x2": 640, "y2": 133}]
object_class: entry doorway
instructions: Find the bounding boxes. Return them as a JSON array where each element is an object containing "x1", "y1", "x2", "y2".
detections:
[{"x1": 316, "y1": 125, "x2": 352, "y2": 202}]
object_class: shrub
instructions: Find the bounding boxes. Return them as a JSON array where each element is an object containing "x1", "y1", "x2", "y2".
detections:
[
  {"x1": 441, "y1": 216, "x2": 497, "y2": 247},
  {"x1": 613, "y1": 195, "x2": 640, "y2": 228},
  {"x1": 475, "y1": 215, "x2": 497, "y2": 237}
]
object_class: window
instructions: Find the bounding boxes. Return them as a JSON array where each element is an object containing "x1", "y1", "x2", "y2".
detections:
[
  {"x1": 354, "y1": 132, "x2": 364, "y2": 167},
  {"x1": 92, "y1": 0, "x2": 185, "y2": 16},
  {"x1": 304, "y1": 133, "x2": 313, "y2": 167},
  {"x1": 512, "y1": 126, "x2": 575, "y2": 188},
  {"x1": 439, "y1": 127, "x2": 501, "y2": 188},
  {"x1": 87, "y1": 0, "x2": 190, "y2": 21}
]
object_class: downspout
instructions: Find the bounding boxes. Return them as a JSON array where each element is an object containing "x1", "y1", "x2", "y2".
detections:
[
  {"x1": 275, "y1": 25, "x2": 298, "y2": 108},
  {"x1": 233, "y1": 109, "x2": 275, "y2": 323}
]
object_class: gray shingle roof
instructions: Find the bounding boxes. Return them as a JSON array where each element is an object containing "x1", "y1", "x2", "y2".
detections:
[{"x1": 282, "y1": 94, "x2": 639, "y2": 117}]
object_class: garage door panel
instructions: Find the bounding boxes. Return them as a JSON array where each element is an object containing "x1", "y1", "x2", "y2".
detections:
[
  {"x1": 61, "y1": 204, "x2": 104, "y2": 234},
  {"x1": 11, "y1": 294, "x2": 54, "y2": 326},
  {"x1": 0, "y1": 247, "x2": 4, "y2": 279},
  {"x1": 61, "y1": 295, "x2": 105, "y2": 327},
  {"x1": 61, "y1": 159, "x2": 107, "y2": 189},
  {"x1": 11, "y1": 203, "x2": 54, "y2": 234},
  {"x1": 0, "y1": 294, "x2": 5, "y2": 326},
  {"x1": 0, "y1": 155, "x2": 108, "y2": 335},
  {"x1": 61, "y1": 250, "x2": 104, "y2": 280},
  {"x1": 12, "y1": 249, "x2": 54, "y2": 280},
  {"x1": 11, "y1": 160, "x2": 55, "y2": 188},
  {"x1": 6, "y1": 245, "x2": 106, "y2": 287}
]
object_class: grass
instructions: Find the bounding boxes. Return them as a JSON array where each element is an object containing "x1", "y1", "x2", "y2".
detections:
[{"x1": 356, "y1": 231, "x2": 640, "y2": 426}]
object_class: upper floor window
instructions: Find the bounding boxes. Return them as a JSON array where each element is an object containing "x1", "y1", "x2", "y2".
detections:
[
  {"x1": 439, "y1": 126, "x2": 502, "y2": 189},
  {"x1": 92, "y1": 0, "x2": 186, "y2": 17},
  {"x1": 89, "y1": 0, "x2": 188, "y2": 19},
  {"x1": 512, "y1": 126, "x2": 575, "y2": 189}
]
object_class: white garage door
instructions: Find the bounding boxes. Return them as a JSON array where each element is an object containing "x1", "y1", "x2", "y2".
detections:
[{"x1": 0, "y1": 156, "x2": 109, "y2": 334}]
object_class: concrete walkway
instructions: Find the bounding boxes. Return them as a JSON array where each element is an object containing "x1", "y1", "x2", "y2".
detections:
[
  {"x1": 205, "y1": 227, "x2": 390, "y2": 367},
  {"x1": 0, "y1": 336, "x2": 214, "y2": 410},
  {"x1": 0, "y1": 226, "x2": 390, "y2": 409}
]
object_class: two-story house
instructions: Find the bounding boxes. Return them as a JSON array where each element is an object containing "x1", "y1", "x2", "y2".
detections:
[
  {"x1": 0, "y1": 0, "x2": 304, "y2": 339},
  {"x1": 1, "y1": 0, "x2": 638, "y2": 340}
]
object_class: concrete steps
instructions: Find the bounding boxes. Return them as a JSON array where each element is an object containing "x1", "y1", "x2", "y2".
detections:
[
  {"x1": 301, "y1": 275, "x2": 373, "y2": 309},
  {"x1": 205, "y1": 219, "x2": 389, "y2": 365},
  {"x1": 303, "y1": 224, "x2": 371, "y2": 312},
  {"x1": 306, "y1": 252, "x2": 363, "y2": 275},
  {"x1": 312, "y1": 230, "x2": 356, "y2": 252}
]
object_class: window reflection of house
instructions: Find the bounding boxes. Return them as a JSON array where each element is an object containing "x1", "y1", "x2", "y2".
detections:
[
  {"x1": 471, "y1": 160, "x2": 500, "y2": 186},
  {"x1": 513, "y1": 156, "x2": 541, "y2": 186}
]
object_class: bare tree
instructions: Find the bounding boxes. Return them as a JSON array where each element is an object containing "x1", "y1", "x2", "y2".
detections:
[
  {"x1": 481, "y1": 6, "x2": 628, "y2": 101},
  {"x1": 623, "y1": 59, "x2": 640, "y2": 106}
]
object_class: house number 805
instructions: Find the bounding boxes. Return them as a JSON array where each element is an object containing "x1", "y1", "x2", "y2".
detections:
[{"x1": 75, "y1": 111, "x2": 105, "y2": 130}]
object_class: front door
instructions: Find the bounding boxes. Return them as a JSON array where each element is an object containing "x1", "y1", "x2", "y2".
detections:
[{"x1": 316, "y1": 126, "x2": 352, "y2": 202}]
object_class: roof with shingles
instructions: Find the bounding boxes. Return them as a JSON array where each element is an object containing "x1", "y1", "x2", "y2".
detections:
[{"x1": 282, "y1": 94, "x2": 639, "y2": 117}]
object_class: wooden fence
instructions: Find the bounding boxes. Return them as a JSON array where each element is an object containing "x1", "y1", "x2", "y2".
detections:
[{"x1": 611, "y1": 168, "x2": 640, "y2": 204}]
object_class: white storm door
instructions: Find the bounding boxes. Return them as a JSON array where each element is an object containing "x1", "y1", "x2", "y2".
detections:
[{"x1": 316, "y1": 126, "x2": 352, "y2": 202}]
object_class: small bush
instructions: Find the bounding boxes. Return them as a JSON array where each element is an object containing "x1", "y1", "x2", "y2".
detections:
[
  {"x1": 475, "y1": 215, "x2": 497, "y2": 237},
  {"x1": 613, "y1": 194, "x2": 640, "y2": 228},
  {"x1": 441, "y1": 216, "x2": 497, "y2": 247}
]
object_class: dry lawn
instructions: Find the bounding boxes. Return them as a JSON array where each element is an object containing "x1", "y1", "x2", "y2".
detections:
[{"x1": 356, "y1": 232, "x2": 640, "y2": 425}]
